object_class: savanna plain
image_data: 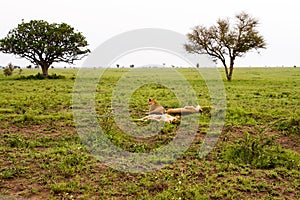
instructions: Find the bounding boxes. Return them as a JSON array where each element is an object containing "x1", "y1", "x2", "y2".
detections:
[{"x1": 0, "y1": 67, "x2": 299, "y2": 199}]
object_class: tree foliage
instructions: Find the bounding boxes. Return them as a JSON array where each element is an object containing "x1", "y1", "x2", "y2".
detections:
[
  {"x1": 185, "y1": 12, "x2": 266, "y2": 81},
  {"x1": 0, "y1": 20, "x2": 90, "y2": 76}
]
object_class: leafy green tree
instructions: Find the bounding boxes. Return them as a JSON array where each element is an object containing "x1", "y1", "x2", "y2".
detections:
[
  {"x1": 185, "y1": 12, "x2": 266, "y2": 81},
  {"x1": 0, "y1": 20, "x2": 90, "y2": 76}
]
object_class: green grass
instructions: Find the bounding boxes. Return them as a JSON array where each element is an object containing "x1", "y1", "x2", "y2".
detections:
[{"x1": 0, "y1": 67, "x2": 299, "y2": 199}]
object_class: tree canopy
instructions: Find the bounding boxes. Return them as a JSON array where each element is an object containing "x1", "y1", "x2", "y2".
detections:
[
  {"x1": 0, "y1": 20, "x2": 90, "y2": 76},
  {"x1": 185, "y1": 12, "x2": 266, "y2": 81}
]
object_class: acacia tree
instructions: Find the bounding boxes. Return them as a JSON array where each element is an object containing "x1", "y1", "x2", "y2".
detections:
[
  {"x1": 0, "y1": 20, "x2": 90, "y2": 76},
  {"x1": 185, "y1": 12, "x2": 266, "y2": 81}
]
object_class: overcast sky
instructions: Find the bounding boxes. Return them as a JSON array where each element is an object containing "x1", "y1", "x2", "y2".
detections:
[{"x1": 0, "y1": 0, "x2": 299, "y2": 67}]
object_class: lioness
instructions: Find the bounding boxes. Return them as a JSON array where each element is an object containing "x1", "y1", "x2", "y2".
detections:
[
  {"x1": 135, "y1": 114, "x2": 180, "y2": 123},
  {"x1": 146, "y1": 98, "x2": 166, "y2": 115},
  {"x1": 167, "y1": 105, "x2": 202, "y2": 115}
]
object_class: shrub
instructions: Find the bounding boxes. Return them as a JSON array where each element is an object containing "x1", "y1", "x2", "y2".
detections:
[
  {"x1": 3, "y1": 62, "x2": 14, "y2": 76},
  {"x1": 222, "y1": 131, "x2": 300, "y2": 170},
  {"x1": 17, "y1": 73, "x2": 65, "y2": 80}
]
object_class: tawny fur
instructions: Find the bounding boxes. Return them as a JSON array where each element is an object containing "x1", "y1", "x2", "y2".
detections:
[
  {"x1": 146, "y1": 98, "x2": 166, "y2": 115},
  {"x1": 135, "y1": 114, "x2": 180, "y2": 123},
  {"x1": 167, "y1": 105, "x2": 202, "y2": 115}
]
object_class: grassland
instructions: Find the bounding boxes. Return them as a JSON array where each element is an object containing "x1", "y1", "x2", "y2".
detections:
[{"x1": 0, "y1": 67, "x2": 299, "y2": 199}]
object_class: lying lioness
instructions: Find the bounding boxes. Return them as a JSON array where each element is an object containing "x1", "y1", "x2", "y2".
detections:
[
  {"x1": 167, "y1": 105, "x2": 202, "y2": 115},
  {"x1": 135, "y1": 114, "x2": 180, "y2": 123}
]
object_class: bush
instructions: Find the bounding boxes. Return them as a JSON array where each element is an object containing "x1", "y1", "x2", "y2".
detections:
[
  {"x1": 3, "y1": 62, "x2": 14, "y2": 76},
  {"x1": 222, "y1": 131, "x2": 300, "y2": 170},
  {"x1": 17, "y1": 73, "x2": 65, "y2": 80}
]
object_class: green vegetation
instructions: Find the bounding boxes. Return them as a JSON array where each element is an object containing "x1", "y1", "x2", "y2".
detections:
[
  {"x1": 0, "y1": 67, "x2": 299, "y2": 199},
  {"x1": 3, "y1": 63, "x2": 15, "y2": 76},
  {"x1": 0, "y1": 20, "x2": 90, "y2": 76},
  {"x1": 185, "y1": 12, "x2": 266, "y2": 81}
]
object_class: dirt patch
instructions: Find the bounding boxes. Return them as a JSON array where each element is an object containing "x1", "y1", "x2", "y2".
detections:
[
  {"x1": 276, "y1": 134, "x2": 300, "y2": 153},
  {"x1": 0, "y1": 178, "x2": 50, "y2": 199},
  {"x1": 0, "y1": 123, "x2": 76, "y2": 138}
]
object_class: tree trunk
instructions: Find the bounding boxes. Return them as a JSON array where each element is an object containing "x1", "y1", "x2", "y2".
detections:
[
  {"x1": 228, "y1": 57, "x2": 235, "y2": 81},
  {"x1": 228, "y1": 65, "x2": 233, "y2": 81},
  {"x1": 224, "y1": 66, "x2": 230, "y2": 81},
  {"x1": 41, "y1": 66, "x2": 49, "y2": 77},
  {"x1": 222, "y1": 60, "x2": 231, "y2": 81},
  {"x1": 40, "y1": 62, "x2": 50, "y2": 77}
]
